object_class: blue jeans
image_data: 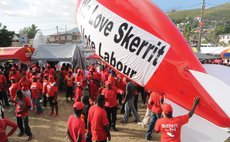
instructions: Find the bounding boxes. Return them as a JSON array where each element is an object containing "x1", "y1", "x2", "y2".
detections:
[
  {"x1": 124, "y1": 98, "x2": 140, "y2": 122},
  {"x1": 145, "y1": 112, "x2": 161, "y2": 138},
  {"x1": 34, "y1": 98, "x2": 42, "y2": 114}
]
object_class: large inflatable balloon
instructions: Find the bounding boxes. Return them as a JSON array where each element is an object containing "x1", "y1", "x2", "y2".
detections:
[{"x1": 75, "y1": 0, "x2": 230, "y2": 128}]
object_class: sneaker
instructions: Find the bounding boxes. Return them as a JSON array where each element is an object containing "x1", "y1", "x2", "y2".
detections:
[
  {"x1": 26, "y1": 135, "x2": 33, "y2": 141},
  {"x1": 120, "y1": 120, "x2": 127, "y2": 123},
  {"x1": 17, "y1": 132, "x2": 24, "y2": 137},
  {"x1": 134, "y1": 120, "x2": 141, "y2": 123},
  {"x1": 111, "y1": 127, "x2": 118, "y2": 131},
  {"x1": 145, "y1": 137, "x2": 152, "y2": 141}
]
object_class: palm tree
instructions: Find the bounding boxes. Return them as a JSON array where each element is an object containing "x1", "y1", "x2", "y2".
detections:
[
  {"x1": 21, "y1": 24, "x2": 40, "y2": 39},
  {"x1": 27, "y1": 24, "x2": 40, "y2": 39}
]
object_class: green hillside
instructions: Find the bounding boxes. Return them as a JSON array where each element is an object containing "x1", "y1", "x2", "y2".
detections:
[{"x1": 168, "y1": 2, "x2": 230, "y2": 20}]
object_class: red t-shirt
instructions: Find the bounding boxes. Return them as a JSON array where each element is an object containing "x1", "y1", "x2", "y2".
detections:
[
  {"x1": 88, "y1": 105, "x2": 109, "y2": 141},
  {"x1": 19, "y1": 78, "x2": 31, "y2": 91},
  {"x1": 65, "y1": 75, "x2": 74, "y2": 87},
  {"x1": 102, "y1": 87, "x2": 123, "y2": 107},
  {"x1": 30, "y1": 82, "x2": 42, "y2": 98},
  {"x1": 67, "y1": 115, "x2": 86, "y2": 142},
  {"x1": 15, "y1": 96, "x2": 31, "y2": 117},
  {"x1": 9, "y1": 72, "x2": 21, "y2": 82},
  {"x1": 9, "y1": 83, "x2": 20, "y2": 101},
  {"x1": 0, "y1": 118, "x2": 18, "y2": 142},
  {"x1": 100, "y1": 70, "x2": 108, "y2": 82},
  {"x1": 47, "y1": 82, "x2": 58, "y2": 97},
  {"x1": 42, "y1": 80, "x2": 48, "y2": 94},
  {"x1": 155, "y1": 115, "x2": 189, "y2": 142},
  {"x1": 0, "y1": 75, "x2": 6, "y2": 91},
  {"x1": 75, "y1": 87, "x2": 82, "y2": 102},
  {"x1": 149, "y1": 92, "x2": 164, "y2": 113},
  {"x1": 75, "y1": 74, "x2": 84, "y2": 84}
]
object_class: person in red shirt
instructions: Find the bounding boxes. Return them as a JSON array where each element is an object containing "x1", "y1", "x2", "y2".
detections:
[
  {"x1": 42, "y1": 74, "x2": 49, "y2": 107},
  {"x1": 75, "y1": 69, "x2": 84, "y2": 86},
  {"x1": 100, "y1": 66, "x2": 109, "y2": 84},
  {"x1": 87, "y1": 68, "x2": 100, "y2": 102},
  {"x1": 145, "y1": 91, "x2": 164, "y2": 140},
  {"x1": 30, "y1": 76, "x2": 42, "y2": 114},
  {"x1": 75, "y1": 82, "x2": 83, "y2": 102},
  {"x1": 87, "y1": 95, "x2": 111, "y2": 142},
  {"x1": 0, "y1": 117, "x2": 18, "y2": 142},
  {"x1": 19, "y1": 73, "x2": 32, "y2": 108},
  {"x1": 115, "y1": 74, "x2": 125, "y2": 105},
  {"x1": 47, "y1": 75, "x2": 59, "y2": 116},
  {"x1": 9, "y1": 67, "x2": 21, "y2": 83},
  {"x1": 102, "y1": 81, "x2": 123, "y2": 131},
  {"x1": 0, "y1": 70, "x2": 9, "y2": 106},
  {"x1": 15, "y1": 90, "x2": 33, "y2": 141},
  {"x1": 67, "y1": 102, "x2": 85, "y2": 142},
  {"x1": 155, "y1": 97, "x2": 200, "y2": 142},
  {"x1": 9, "y1": 77, "x2": 20, "y2": 102},
  {"x1": 65, "y1": 71, "x2": 74, "y2": 102}
]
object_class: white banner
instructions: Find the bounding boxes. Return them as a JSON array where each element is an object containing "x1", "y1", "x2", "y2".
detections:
[{"x1": 77, "y1": 0, "x2": 171, "y2": 86}]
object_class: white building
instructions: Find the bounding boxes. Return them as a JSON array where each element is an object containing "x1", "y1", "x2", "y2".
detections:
[{"x1": 219, "y1": 34, "x2": 230, "y2": 45}]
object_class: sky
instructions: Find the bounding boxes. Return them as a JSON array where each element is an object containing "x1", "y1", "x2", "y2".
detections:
[{"x1": 0, "y1": 0, "x2": 230, "y2": 35}]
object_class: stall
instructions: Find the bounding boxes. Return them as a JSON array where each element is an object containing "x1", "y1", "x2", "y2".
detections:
[{"x1": 0, "y1": 45, "x2": 35, "y2": 63}]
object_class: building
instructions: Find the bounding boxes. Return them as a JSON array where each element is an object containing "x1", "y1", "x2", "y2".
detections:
[
  {"x1": 48, "y1": 28, "x2": 82, "y2": 44},
  {"x1": 219, "y1": 33, "x2": 230, "y2": 45}
]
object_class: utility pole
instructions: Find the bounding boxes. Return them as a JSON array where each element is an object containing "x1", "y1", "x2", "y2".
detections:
[
  {"x1": 56, "y1": 26, "x2": 61, "y2": 43},
  {"x1": 197, "y1": 0, "x2": 205, "y2": 52}
]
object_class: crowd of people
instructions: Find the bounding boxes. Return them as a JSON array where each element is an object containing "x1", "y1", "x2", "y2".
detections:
[{"x1": 0, "y1": 61, "x2": 200, "y2": 142}]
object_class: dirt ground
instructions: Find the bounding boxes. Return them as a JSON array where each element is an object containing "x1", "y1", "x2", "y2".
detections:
[
  {"x1": 4, "y1": 90, "x2": 230, "y2": 142},
  {"x1": 4, "y1": 91, "x2": 160, "y2": 142}
]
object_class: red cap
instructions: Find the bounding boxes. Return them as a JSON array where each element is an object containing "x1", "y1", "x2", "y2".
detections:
[
  {"x1": 73, "y1": 102, "x2": 84, "y2": 110},
  {"x1": 105, "y1": 80, "x2": 111, "y2": 87},
  {"x1": 10, "y1": 67, "x2": 16, "y2": 71},
  {"x1": 162, "y1": 103, "x2": 173, "y2": 114},
  {"x1": 32, "y1": 76, "x2": 37, "y2": 79},
  {"x1": 10, "y1": 76, "x2": 16, "y2": 80},
  {"x1": 32, "y1": 64, "x2": 36, "y2": 68},
  {"x1": 49, "y1": 75, "x2": 54, "y2": 79},
  {"x1": 44, "y1": 73, "x2": 49, "y2": 77}
]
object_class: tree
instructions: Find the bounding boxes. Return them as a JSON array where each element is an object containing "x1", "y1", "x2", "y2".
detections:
[
  {"x1": 0, "y1": 25, "x2": 15, "y2": 47},
  {"x1": 21, "y1": 24, "x2": 40, "y2": 39},
  {"x1": 209, "y1": 23, "x2": 230, "y2": 45}
]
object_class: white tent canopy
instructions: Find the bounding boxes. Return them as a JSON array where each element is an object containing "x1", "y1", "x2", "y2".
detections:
[
  {"x1": 200, "y1": 47, "x2": 229, "y2": 55},
  {"x1": 32, "y1": 43, "x2": 86, "y2": 68}
]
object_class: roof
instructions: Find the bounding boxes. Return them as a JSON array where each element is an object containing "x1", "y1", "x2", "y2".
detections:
[
  {"x1": 195, "y1": 53, "x2": 220, "y2": 60},
  {"x1": 0, "y1": 46, "x2": 35, "y2": 62},
  {"x1": 32, "y1": 43, "x2": 86, "y2": 68}
]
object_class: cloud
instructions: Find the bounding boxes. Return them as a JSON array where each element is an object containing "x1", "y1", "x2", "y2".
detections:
[{"x1": 0, "y1": 0, "x2": 77, "y2": 18}]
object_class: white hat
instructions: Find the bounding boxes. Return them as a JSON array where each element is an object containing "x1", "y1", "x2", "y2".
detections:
[{"x1": 76, "y1": 82, "x2": 82, "y2": 87}]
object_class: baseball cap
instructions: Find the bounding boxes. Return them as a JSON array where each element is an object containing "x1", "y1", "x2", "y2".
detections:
[
  {"x1": 76, "y1": 82, "x2": 82, "y2": 87},
  {"x1": 162, "y1": 103, "x2": 173, "y2": 114},
  {"x1": 10, "y1": 76, "x2": 16, "y2": 80},
  {"x1": 105, "y1": 81, "x2": 111, "y2": 87},
  {"x1": 73, "y1": 102, "x2": 84, "y2": 110},
  {"x1": 32, "y1": 76, "x2": 38, "y2": 79}
]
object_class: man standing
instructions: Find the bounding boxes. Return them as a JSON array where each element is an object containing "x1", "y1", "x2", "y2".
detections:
[
  {"x1": 15, "y1": 90, "x2": 33, "y2": 141},
  {"x1": 155, "y1": 97, "x2": 200, "y2": 142},
  {"x1": 145, "y1": 91, "x2": 164, "y2": 140},
  {"x1": 47, "y1": 75, "x2": 59, "y2": 116},
  {"x1": 65, "y1": 71, "x2": 74, "y2": 102},
  {"x1": 102, "y1": 81, "x2": 123, "y2": 131},
  {"x1": 87, "y1": 95, "x2": 111, "y2": 142},
  {"x1": 67, "y1": 102, "x2": 85, "y2": 142},
  {"x1": 121, "y1": 79, "x2": 140, "y2": 123},
  {"x1": 0, "y1": 117, "x2": 18, "y2": 142},
  {"x1": 0, "y1": 70, "x2": 9, "y2": 106}
]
